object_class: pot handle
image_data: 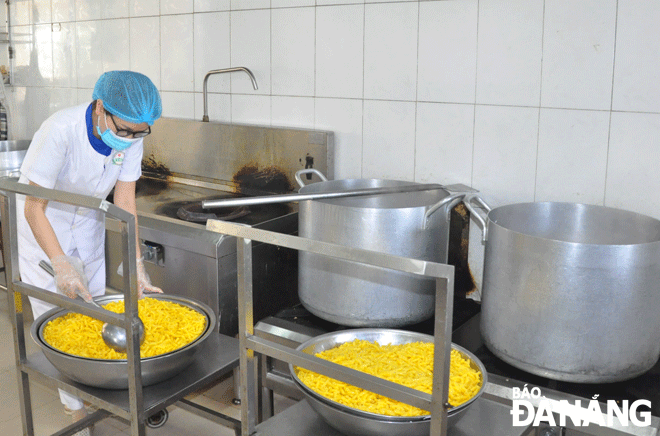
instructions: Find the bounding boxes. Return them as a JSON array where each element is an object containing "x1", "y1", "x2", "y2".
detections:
[
  {"x1": 295, "y1": 169, "x2": 328, "y2": 188},
  {"x1": 423, "y1": 193, "x2": 466, "y2": 229},
  {"x1": 462, "y1": 194, "x2": 492, "y2": 243}
]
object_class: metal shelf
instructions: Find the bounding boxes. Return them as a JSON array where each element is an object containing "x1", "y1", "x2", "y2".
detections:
[
  {"x1": 21, "y1": 332, "x2": 239, "y2": 421},
  {"x1": 0, "y1": 180, "x2": 241, "y2": 436}
]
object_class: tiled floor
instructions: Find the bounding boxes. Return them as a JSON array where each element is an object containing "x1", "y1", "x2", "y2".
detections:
[{"x1": 0, "y1": 291, "x2": 291, "y2": 436}]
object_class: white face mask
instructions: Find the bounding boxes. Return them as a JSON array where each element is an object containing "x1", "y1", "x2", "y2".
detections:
[{"x1": 97, "y1": 113, "x2": 140, "y2": 151}]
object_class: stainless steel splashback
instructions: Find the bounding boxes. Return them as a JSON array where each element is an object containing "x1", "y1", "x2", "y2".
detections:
[{"x1": 143, "y1": 118, "x2": 334, "y2": 191}]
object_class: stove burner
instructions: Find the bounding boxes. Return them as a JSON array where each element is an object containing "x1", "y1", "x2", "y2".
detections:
[{"x1": 176, "y1": 203, "x2": 251, "y2": 223}]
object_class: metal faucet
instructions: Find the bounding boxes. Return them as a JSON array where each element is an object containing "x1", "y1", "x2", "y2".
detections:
[{"x1": 202, "y1": 67, "x2": 259, "y2": 122}]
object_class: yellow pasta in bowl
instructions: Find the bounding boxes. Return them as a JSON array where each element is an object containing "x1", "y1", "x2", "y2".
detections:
[
  {"x1": 42, "y1": 297, "x2": 207, "y2": 360},
  {"x1": 289, "y1": 329, "x2": 488, "y2": 436},
  {"x1": 31, "y1": 294, "x2": 215, "y2": 389},
  {"x1": 295, "y1": 340, "x2": 482, "y2": 417}
]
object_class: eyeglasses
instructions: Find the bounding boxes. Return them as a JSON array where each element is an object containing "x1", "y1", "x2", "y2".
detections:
[{"x1": 107, "y1": 112, "x2": 151, "y2": 138}]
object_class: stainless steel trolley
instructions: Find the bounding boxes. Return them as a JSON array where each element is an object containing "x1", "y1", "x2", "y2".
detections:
[
  {"x1": 205, "y1": 218, "x2": 457, "y2": 436},
  {"x1": 0, "y1": 179, "x2": 241, "y2": 436}
]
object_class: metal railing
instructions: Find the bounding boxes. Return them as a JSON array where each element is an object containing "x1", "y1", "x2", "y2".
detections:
[
  {"x1": 206, "y1": 219, "x2": 456, "y2": 436},
  {"x1": 0, "y1": 179, "x2": 146, "y2": 436}
]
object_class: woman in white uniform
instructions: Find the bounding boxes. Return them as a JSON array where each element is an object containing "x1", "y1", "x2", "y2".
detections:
[{"x1": 17, "y1": 70, "x2": 163, "y2": 435}]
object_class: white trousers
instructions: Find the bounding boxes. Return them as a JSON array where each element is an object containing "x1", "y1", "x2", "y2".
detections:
[{"x1": 22, "y1": 249, "x2": 106, "y2": 411}]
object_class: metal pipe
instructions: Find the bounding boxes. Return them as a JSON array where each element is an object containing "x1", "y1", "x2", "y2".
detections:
[
  {"x1": 201, "y1": 183, "x2": 445, "y2": 209},
  {"x1": 202, "y1": 67, "x2": 258, "y2": 122}
]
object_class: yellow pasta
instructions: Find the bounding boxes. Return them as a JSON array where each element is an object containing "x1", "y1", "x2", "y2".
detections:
[
  {"x1": 296, "y1": 339, "x2": 482, "y2": 417},
  {"x1": 42, "y1": 297, "x2": 207, "y2": 360}
]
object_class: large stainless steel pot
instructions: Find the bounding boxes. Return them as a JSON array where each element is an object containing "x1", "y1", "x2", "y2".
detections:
[
  {"x1": 464, "y1": 195, "x2": 660, "y2": 383},
  {"x1": 296, "y1": 169, "x2": 463, "y2": 327}
]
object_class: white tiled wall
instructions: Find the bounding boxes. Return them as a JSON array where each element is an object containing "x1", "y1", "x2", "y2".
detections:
[{"x1": 3, "y1": 0, "x2": 660, "y2": 221}]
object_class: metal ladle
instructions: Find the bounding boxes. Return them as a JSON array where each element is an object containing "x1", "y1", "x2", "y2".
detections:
[{"x1": 39, "y1": 260, "x2": 145, "y2": 352}]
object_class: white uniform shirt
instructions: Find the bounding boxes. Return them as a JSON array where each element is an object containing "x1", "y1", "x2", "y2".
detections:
[{"x1": 16, "y1": 102, "x2": 143, "y2": 287}]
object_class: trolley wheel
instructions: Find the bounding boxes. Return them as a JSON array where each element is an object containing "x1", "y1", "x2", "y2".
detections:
[{"x1": 146, "y1": 409, "x2": 168, "y2": 428}]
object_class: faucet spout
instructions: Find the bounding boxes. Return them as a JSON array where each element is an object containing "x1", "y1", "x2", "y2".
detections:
[{"x1": 202, "y1": 67, "x2": 259, "y2": 122}]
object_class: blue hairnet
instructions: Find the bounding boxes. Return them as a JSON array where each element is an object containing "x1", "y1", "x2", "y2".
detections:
[{"x1": 92, "y1": 71, "x2": 162, "y2": 125}]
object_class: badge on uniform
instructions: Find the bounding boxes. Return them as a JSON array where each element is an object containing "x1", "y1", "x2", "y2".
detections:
[{"x1": 112, "y1": 152, "x2": 125, "y2": 165}]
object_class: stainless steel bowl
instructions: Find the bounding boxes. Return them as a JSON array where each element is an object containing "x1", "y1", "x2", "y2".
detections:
[
  {"x1": 0, "y1": 140, "x2": 30, "y2": 178},
  {"x1": 31, "y1": 294, "x2": 215, "y2": 389},
  {"x1": 289, "y1": 329, "x2": 487, "y2": 436}
]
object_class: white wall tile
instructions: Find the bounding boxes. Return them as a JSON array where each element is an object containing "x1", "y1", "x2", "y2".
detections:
[
  {"x1": 272, "y1": 0, "x2": 313, "y2": 7},
  {"x1": 473, "y1": 105, "x2": 539, "y2": 207},
  {"x1": 99, "y1": 19, "x2": 131, "y2": 73},
  {"x1": 75, "y1": 20, "x2": 130, "y2": 89},
  {"x1": 194, "y1": 92, "x2": 231, "y2": 123},
  {"x1": 129, "y1": 0, "x2": 160, "y2": 16},
  {"x1": 49, "y1": 88, "x2": 79, "y2": 115},
  {"x1": 418, "y1": 0, "x2": 478, "y2": 104},
  {"x1": 316, "y1": 4, "x2": 364, "y2": 99},
  {"x1": 33, "y1": 0, "x2": 51, "y2": 24},
  {"x1": 415, "y1": 103, "x2": 473, "y2": 186},
  {"x1": 130, "y1": 17, "x2": 161, "y2": 89},
  {"x1": 10, "y1": 0, "x2": 31, "y2": 26},
  {"x1": 536, "y1": 109, "x2": 609, "y2": 204},
  {"x1": 231, "y1": 0, "x2": 269, "y2": 9},
  {"x1": 362, "y1": 100, "x2": 415, "y2": 181},
  {"x1": 612, "y1": 0, "x2": 660, "y2": 113},
  {"x1": 231, "y1": 94, "x2": 271, "y2": 125},
  {"x1": 476, "y1": 0, "x2": 544, "y2": 106},
  {"x1": 231, "y1": 10, "x2": 270, "y2": 95},
  {"x1": 161, "y1": 0, "x2": 193, "y2": 14},
  {"x1": 161, "y1": 14, "x2": 194, "y2": 91},
  {"x1": 31, "y1": 24, "x2": 53, "y2": 86},
  {"x1": 77, "y1": 2, "x2": 101, "y2": 21},
  {"x1": 315, "y1": 97, "x2": 363, "y2": 179},
  {"x1": 75, "y1": 21, "x2": 100, "y2": 89},
  {"x1": 541, "y1": 0, "x2": 616, "y2": 110},
  {"x1": 363, "y1": 2, "x2": 417, "y2": 101},
  {"x1": 272, "y1": 7, "x2": 314, "y2": 96},
  {"x1": 316, "y1": 0, "x2": 363, "y2": 5},
  {"x1": 77, "y1": 88, "x2": 93, "y2": 105},
  {"x1": 606, "y1": 112, "x2": 660, "y2": 219},
  {"x1": 101, "y1": 0, "x2": 130, "y2": 19},
  {"x1": 8, "y1": 87, "x2": 28, "y2": 140},
  {"x1": 27, "y1": 87, "x2": 52, "y2": 136},
  {"x1": 271, "y1": 96, "x2": 314, "y2": 129},
  {"x1": 194, "y1": 0, "x2": 230, "y2": 12},
  {"x1": 193, "y1": 12, "x2": 230, "y2": 93},
  {"x1": 53, "y1": 0, "x2": 76, "y2": 22},
  {"x1": 160, "y1": 91, "x2": 195, "y2": 119},
  {"x1": 52, "y1": 22, "x2": 77, "y2": 88},
  {"x1": 9, "y1": 0, "x2": 660, "y2": 225},
  {"x1": 11, "y1": 25, "x2": 33, "y2": 86}
]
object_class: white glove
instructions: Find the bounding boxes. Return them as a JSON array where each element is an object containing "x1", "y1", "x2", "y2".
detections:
[
  {"x1": 50, "y1": 255, "x2": 93, "y2": 303},
  {"x1": 136, "y1": 256, "x2": 163, "y2": 299}
]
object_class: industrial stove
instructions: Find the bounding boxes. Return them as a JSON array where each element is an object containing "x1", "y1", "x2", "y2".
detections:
[
  {"x1": 104, "y1": 117, "x2": 333, "y2": 337},
  {"x1": 254, "y1": 290, "x2": 660, "y2": 435}
]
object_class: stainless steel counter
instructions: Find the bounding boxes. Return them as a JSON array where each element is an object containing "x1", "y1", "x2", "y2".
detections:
[{"x1": 254, "y1": 374, "x2": 660, "y2": 436}]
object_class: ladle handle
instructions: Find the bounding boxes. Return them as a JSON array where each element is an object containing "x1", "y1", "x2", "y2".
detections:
[
  {"x1": 39, "y1": 260, "x2": 55, "y2": 276},
  {"x1": 38, "y1": 260, "x2": 103, "y2": 309},
  {"x1": 202, "y1": 183, "x2": 446, "y2": 208}
]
